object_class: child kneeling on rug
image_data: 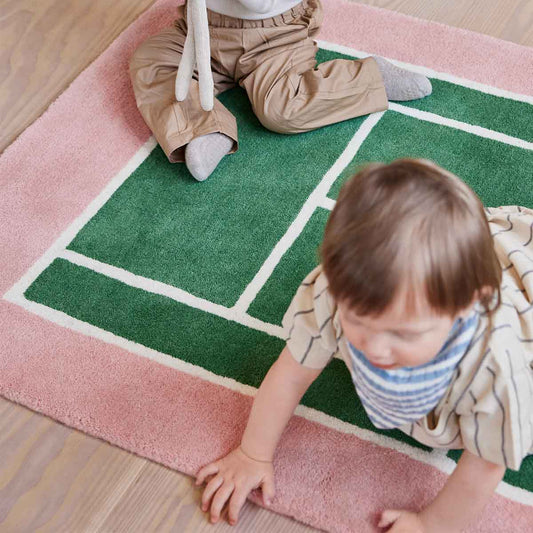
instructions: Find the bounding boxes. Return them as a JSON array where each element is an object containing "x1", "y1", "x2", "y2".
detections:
[
  {"x1": 129, "y1": 0, "x2": 431, "y2": 182},
  {"x1": 196, "y1": 159, "x2": 533, "y2": 532}
]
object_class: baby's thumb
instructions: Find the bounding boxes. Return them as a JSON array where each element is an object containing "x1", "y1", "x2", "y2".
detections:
[
  {"x1": 378, "y1": 509, "x2": 402, "y2": 528},
  {"x1": 261, "y1": 477, "x2": 276, "y2": 507}
]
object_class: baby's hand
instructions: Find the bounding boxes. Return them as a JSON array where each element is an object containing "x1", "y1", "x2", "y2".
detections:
[
  {"x1": 378, "y1": 509, "x2": 425, "y2": 532},
  {"x1": 379, "y1": 508, "x2": 460, "y2": 533},
  {"x1": 195, "y1": 446, "x2": 275, "y2": 526}
]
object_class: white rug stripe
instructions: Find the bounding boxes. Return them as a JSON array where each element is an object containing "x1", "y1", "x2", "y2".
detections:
[
  {"x1": 389, "y1": 103, "x2": 533, "y2": 150},
  {"x1": 233, "y1": 112, "x2": 385, "y2": 314},
  {"x1": 59, "y1": 250, "x2": 285, "y2": 339},
  {"x1": 317, "y1": 40, "x2": 533, "y2": 105},
  {"x1": 3, "y1": 137, "x2": 158, "y2": 302},
  {"x1": 317, "y1": 197, "x2": 336, "y2": 211},
  {"x1": 7, "y1": 295, "x2": 533, "y2": 506}
]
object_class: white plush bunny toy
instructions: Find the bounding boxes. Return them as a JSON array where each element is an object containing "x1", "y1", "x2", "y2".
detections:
[{"x1": 175, "y1": 0, "x2": 214, "y2": 111}]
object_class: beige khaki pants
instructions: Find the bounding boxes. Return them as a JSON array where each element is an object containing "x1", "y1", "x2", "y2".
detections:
[{"x1": 129, "y1": 0, "x2": 388, "y2": 162}]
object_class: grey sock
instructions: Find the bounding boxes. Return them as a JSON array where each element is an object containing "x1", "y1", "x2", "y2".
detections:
[
  {"x1": 185, "y1": 132, "x2": 234, "y2": 182},
  {"x1": 373, "y1": 56, "x2": 432, "y2": 101}
]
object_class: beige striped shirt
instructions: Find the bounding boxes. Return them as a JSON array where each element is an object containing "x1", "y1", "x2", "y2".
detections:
[{"x1": 283, "y1": 206, "x2": 533, "y2": 470}]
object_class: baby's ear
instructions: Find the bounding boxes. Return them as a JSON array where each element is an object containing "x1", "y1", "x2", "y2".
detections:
[
  {"x1": 480, "y1": 285, "x2": 494, "y2": 296},
  {"x1": 471, "y1": 285, "x2": 497, "y2": 308}
]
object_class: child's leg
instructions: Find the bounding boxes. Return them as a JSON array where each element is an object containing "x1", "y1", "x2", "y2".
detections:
[
  {"x1": 129, "y1": 23, "x2": 238, "y2": 169},
  {"x1": 236, "y1": 0, "x2": 426, "y2": 134}
]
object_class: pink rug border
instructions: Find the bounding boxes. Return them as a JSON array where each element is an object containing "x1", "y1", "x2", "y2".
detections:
[
  {"x1": 321, "y1": 0, "x2": 533, "y2": 96},
  {"x1": 2, "y1": 1, "x2": 532, "y2": 531}
]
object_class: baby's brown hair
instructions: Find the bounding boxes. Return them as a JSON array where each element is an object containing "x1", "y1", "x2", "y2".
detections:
[{"x1": 321, "y1": 159, "x2": 501, "y2": 318}]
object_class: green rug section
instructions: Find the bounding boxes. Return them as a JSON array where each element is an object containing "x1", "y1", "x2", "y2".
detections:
[
  {"x1": 67, "y1": 89, "x2": 363, "y2": 307},
  {"x1": 316, "y1": 48, "x2": 532, "y2": 143},
  {"x1": 248, "y1": 208, "x2": 328, "y2": 325},
  {"x1": 327, "y1": 110, "x2": 533, "y2": 206},
  {"x1": 27, "y1": 259, "x2": 281, "y2": 386}
]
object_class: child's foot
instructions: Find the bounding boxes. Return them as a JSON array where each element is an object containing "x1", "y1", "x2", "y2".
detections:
[
  {"x1": 373, "y1": 56, "x2": 432, "y2": 101},
  {"x1": 185, "y1": 132, "x2": 233, "y2": 182}
]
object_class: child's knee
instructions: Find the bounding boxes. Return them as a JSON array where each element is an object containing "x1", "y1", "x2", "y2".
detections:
[{"x1": 254, "y1": 105, "x2": 302, "y2": 135}]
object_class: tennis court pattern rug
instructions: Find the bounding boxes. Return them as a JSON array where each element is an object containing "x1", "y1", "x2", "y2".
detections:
[{"x1": 1, "y1": 0, "x2": 532, "y2": 531}]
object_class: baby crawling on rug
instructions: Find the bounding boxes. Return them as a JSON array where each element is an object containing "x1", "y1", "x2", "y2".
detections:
[
  {"x1": 129, "y1": 0, "x2": 431, "y2": 182},
  {"x1": 196, "y1": 160, "x2": 533, "y2": 532}
]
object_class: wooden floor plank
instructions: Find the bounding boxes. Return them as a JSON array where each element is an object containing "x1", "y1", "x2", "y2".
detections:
[
  {"x1": 358, "y1": 0, "x2": 533, "y2": 46},
  {"x1": 0, "y1": 399, "x2": 316, "y2": 532},
  {"x1": 0, "y1": 0, "x2": 156, "y2": 153}
]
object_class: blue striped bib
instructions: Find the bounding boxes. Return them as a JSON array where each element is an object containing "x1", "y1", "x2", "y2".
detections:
[{"x1": 347, "y1": 311, "x2": 479, "y2": 429}]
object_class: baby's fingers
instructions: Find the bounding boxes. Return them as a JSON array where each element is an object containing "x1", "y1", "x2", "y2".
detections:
[
  {"x1": 209, "y1": 481, "x2": 235, "y2": 523},
  {"x1": 227, "y1": 485, "x2": 252, "y2": 525},
  {"x1": 201, "y1": 475, "x2": 224, "y2": 511},
  {"x1": 261, "y1": 476, "x2": 275, "y2": 506},
  {"x1": 196, "y1": 463, "x2": 219, "y2": 486},
  {"x1": 378, "y1": 509, "x2": 402, "y2": 528}
]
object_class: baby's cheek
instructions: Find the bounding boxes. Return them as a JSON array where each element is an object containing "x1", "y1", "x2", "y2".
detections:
[
  {"x1": 343, "y1": 327, "x2": 362, "y2": 349},
  {"x1": 397, "y1": 340, "x2": 438, "y2": 367},
  {"x1": 418, "y1": 338, "x2": 443, "y2": 363}
]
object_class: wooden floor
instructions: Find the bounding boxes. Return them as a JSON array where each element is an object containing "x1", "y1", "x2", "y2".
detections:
[{"x1": 1, "y1": 1, "x2": 531, "y2": 531}]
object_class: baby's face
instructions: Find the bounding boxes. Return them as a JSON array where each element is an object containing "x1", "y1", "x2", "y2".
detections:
[{"x1": 338, "y1": 292, "x2": 472, "y2": 370}]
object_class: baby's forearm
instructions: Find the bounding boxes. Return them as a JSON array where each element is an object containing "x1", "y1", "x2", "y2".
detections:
[
  {"x1": 420, "y1": 449, "x2": 506, "y2": 533},
  {"x1": 241, "y1": 346, "x2": 322, "y2": 462}
]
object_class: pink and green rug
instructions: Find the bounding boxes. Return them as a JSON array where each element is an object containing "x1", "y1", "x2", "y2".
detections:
[{"x1": 1, "y1": 1, "x2": 532, "y2": 531}]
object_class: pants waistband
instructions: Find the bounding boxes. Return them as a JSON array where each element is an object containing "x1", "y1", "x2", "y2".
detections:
[{"x1": 184, "y1": 1, "x2": 309, "y2": 28}]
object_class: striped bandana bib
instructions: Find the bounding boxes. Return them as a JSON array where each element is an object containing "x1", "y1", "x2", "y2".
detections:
[{"x1": 347, "y1": 310, "x2": 479, "y2": 430}]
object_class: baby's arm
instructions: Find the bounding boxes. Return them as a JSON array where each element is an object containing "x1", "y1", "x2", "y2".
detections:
[
  {"x1": 195, "y1": 346, "x2": 323, "y2": 525},
  {"x1": 380, "y1": 449, "x2": 506, "y2": 533}
]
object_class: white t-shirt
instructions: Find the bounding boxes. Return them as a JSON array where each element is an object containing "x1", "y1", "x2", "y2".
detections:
[{"x1": 206, "y1": 0, "x2": 303, "y2": 20}]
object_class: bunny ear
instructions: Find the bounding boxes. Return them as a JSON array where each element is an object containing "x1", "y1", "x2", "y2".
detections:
[
  {"x1": 175, "y1": 0, "x2": 196, "y2": 102},
  {"x1": 175, "y1": 31, "x2": 195, "y2": 101},
  {"x1": 191, "y1": 0, "x2": 214, "y2": 110}
]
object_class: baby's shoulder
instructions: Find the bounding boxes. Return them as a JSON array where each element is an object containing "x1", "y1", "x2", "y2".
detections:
[
  {"x1": 486, "y1": 205, "x2": 533, "y2": 264},
  {"x1": 485, "y1": 205, "x2": 533, "y2": 226},
  {"x1": 451, "y1": 308, "x2": 533, "y2": 412}
]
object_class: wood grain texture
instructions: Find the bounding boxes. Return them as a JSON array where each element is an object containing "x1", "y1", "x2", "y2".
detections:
[
  {"x1": 0, "y1": 398, "x2": 316, "y2": 532},
  {"x1": 357, "y1": 0, "x2": 533, "y2": 46},
  {"x1": 0, "y1": 0, "x2": 156, "y2": 153},
  {"x1": 1, "y1": 0, "x2": 531, "y2": 531}
]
